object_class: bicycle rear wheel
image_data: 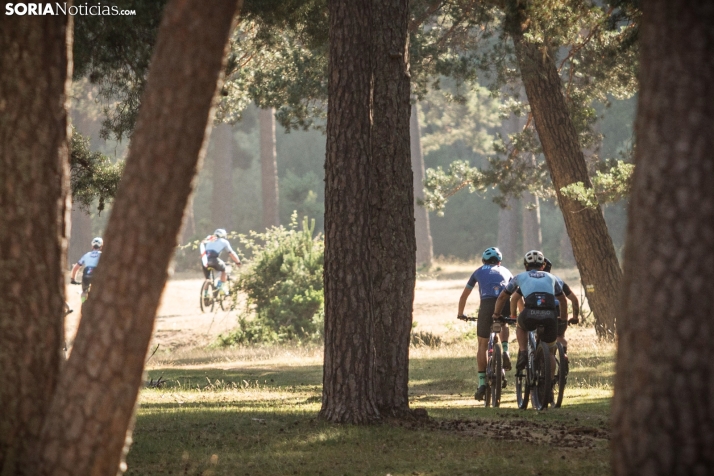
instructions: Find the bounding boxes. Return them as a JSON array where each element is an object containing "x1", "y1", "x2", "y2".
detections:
[
  {"x1": 200, "y1": 280, "x2": 215, "y2": 312},
  {"x1": 530, "y1": 341, "x2": 551, "y2": 411},
  {"x1": 553, "y1": 341, "x2": 567, "y2": 408},
  {"x1": 490, "y1": 343, "x2": 503, "y2": 407},
  {"x1": 515, "y1": 367, "x2": 529, "y2": 410}
]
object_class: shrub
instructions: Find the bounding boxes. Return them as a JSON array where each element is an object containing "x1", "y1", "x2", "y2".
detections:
[{"x1": 219, "y1": 213, "x2": 324, "y2": 345}]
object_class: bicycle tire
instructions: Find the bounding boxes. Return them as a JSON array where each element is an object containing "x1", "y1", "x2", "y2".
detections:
[
  {"x1": 530, "y1": 341, "x2": 551, "y2": 411},
  {"x1": 553, "y1": 341, "x2": 567, "y2": 408},
  {"x1": 200, "y1": 280, "x2": 215, "y2": 312},
  {"x1": 515, "y1": 365, "x2": 529, "y2": 410},
  {"x1": 490, "y1": 343, "x2": 503, "y2": 407}
]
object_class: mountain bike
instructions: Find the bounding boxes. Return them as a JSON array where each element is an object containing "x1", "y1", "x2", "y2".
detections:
[
  {"x1": 458, "y1": 315, "x2": 516, "y2": 408},
  {"x1": 552, "y1": 341, "x2": 567, "y2": 408},
  {"x1": 200, "y1": 265, "x2": 234, "y2": 312},
  {"x1": 515, "y1": 324, "x2": 552, "y2": 411}
]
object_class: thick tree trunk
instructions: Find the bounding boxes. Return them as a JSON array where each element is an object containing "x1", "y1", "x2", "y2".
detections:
[
  {"x1": 68, "y1": 207, "x2": 93, "y2": 266},
  {"x1": 211, "y1": 123, "x2": 235, "y2": 231},
  {"x1": 259, "y1": 108, "x2": 280, "y2": 228},
  {"x1": 497, "y1": 197, "x2": 519, "y2": 264},
  {"x1": 612, "y1": 2, "x2": 714, "y2": 474},
  {"x1": 508, "y1": 6, "x2": 622, "y2": 339},
  {"x1": 320, "y1": 0, "x2": 379, "y2": 424},
  {"x1": 370, "y1": 0, "x2": 414, "y2": 416},
  {"x1": 410, "y1": 104, "x2": 433, "y2": 267},
  {"x1": 34, "y1": 2, "x2": 241, "y2": 474},
  {"x1": 0, "y1": 13, "x2": 71, "y2": 475}
]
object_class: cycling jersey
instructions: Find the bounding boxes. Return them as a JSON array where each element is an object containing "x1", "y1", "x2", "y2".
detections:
[
  {"x1": 466, "y1": 265, "x2": 513, "y2": 300},
  {"x1": 203, "y1": 237, "x2": 237, "y2": 257},
  {"x1": 504, "y1": 270, "x2": 563, "y2": 299},
  {"x1": 77, "y1": 250, "x2": 101, "y2": 268}
]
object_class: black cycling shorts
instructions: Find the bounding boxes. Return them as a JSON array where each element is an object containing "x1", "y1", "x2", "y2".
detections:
[
  {"x1": 203, "y1": 252, "x2": 225, "y2": 278},
  {"x1": 517, "y1": 308, "x2": 557, "y2": 344},
  {"x1": 476, "y1": 297, "x2": 510, "y2": 339},
  {"x1": 81, "y1": 267, "x2": 95, "y2": 292}
]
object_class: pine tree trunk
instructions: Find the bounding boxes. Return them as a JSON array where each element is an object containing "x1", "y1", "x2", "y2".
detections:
[
  {"x1": 211, "y1": 123, "x2": 235, "y2": 231},
  {"x1": 497, "y1": 197, "x2": 519, "y2": 264},
  {"x1": 320, "y1": 0, "x2": 379, "y2": 424},
  {"x1": 34, "y1": 2, "x2": 241, "y2": 474},
  {"x1": 507, "y1": 5, "x2": 622, "y2": 339},
  {"x1": 259, "y1": 108, "x2": 280, "y2": 228},
  {"x1": 370, "y1": 0, "x2": 414, "y2": 417},
  {"x1": 410, "y1": 104, "x2": 433, "y2": 267},
  {"x1": 0, "y1": 14, "x2": 71, "y2": 475},
  {"x1": 612, "y1": 2, "x2": 714, "y2": 473},
  {"x1": 69, "y1": 207, "x2": 93, "y2": 266}
]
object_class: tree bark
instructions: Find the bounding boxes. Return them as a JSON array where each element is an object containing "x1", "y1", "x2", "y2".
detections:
[
  {"x1": 259, "y1": 108, "x2": 280, "y2": 228},
  {"x1": 211, "y1": 123, "x2": 235, "y2": 231},
  {"x1": 612, "y1": 2, "x2": 714, "y2": 474},
  {"x1": 497, "y1": 198, "x2": 519, "y2": 264},
  {"x1": 507, "y1": 3, "x2": 622, "y2": 339},
  {"x1": 320, "y1": 0, "x2": 379, "y2": 424},
  {"x1": 370, "y1": 0, "x2": 414, "y2": 416},
  {"x1": 34, "y1": 2, "x2": 241, "y2": 474},
  {"x1": 410, "y1": 104, "x2": 433, "y2": 267},
  {"x1": 0, "y1": 13, "x2": 71, "y2": 475}
]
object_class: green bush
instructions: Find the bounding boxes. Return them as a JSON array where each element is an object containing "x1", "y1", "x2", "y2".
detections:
[{"x1": 219, "y1": 213, "x2": 324, "y2": 345}]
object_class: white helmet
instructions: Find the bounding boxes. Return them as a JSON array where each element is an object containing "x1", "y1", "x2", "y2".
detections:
[
  {"x1": 91, "y1": 237, "x2": 103, "y2": 248},
  {"x1": 214, "y1": 228, "x2": 227, "y2": 239},
  {"x1": 524, "y1": 250, "x2": 545, "y2": 266}
]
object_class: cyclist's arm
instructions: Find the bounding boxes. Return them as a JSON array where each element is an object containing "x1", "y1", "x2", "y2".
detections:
[
  {"x1": 567, "y1": 291, "x2": 580, "y2": 323},
  {"x1": 70, "y1": 263, "x2": 81, "y2": 281},
  {"x1": 457, "y1": 287, "x2": 472, "y2": 317},
  {"x1": 229, "y1": 251, "x2": 241, "y2": 265},
  {"x1": 556, "y1": 293, "x2": 568, "y2": 321},
  {"x1": 492, "y1": 289, "x2": 511, "y2": 316},
  {"x1": 509, "y1": 291, "x2": 522, "y2": 317}
]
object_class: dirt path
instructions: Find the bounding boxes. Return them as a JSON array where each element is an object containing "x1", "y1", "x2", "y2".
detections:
[{"x1": 65, "y1": 262, "x2": 585, "y2": 351}]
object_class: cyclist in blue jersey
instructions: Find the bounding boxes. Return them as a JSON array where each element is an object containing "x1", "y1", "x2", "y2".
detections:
[
  {"x1": 493, "y1": 250, "x2": 567, "y2": 374},
  {"x1": 457, "y1": 247, "x2": 513, "y2": 401},
  {"x1": 200, "y1": 228, "x2": 241, "y2": 293},
  {"x1": 70, "y1": 237, "x2": 103, "y2": 302},
  {"x1": 509, "y1": 258, "x2": 580, "y2": 367}
]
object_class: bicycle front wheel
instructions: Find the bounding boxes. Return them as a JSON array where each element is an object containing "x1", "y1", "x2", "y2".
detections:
[
  {"x1": 530, "y1": 341, "x2": 551, "y2": 411},
  {"x1": 490, "y1": 343, "x2": 503, "y2": 407},
  {"x1": 553, "y1": 341, "x2": 567, "y2": 408},
  {"x1": 200, "y1": 280, "x2": 215, "y2": 312}
]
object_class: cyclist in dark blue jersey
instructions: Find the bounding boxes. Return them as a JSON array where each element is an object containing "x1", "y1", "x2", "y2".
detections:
[
  {"x1": 493, "y1": 250, "x2": 568, "y2": 373},
  {"x1": 457, "y1": 247, "x2": 513, "y2": 401}
]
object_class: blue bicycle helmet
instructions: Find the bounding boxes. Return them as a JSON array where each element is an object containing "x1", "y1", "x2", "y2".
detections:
[{"x1": 482, "y1": 247, "x2": 503, "y2": 262}]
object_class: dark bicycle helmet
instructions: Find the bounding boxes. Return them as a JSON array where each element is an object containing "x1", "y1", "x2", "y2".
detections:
[{"x1": 543, "y1": 258, "x2": 553, "y2": 273}]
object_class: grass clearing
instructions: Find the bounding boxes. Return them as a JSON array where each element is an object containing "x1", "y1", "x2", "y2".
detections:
[{"x1": 129, "y1": 326, "x2": 613, "y2": 475}]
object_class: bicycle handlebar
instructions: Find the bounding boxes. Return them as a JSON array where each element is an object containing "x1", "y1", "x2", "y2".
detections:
[{"x1": 458, "y1": 315, "x2": 516, "y2": 325}]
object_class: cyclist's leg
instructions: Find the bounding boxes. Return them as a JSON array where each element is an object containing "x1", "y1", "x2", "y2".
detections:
[
  {"x1": 515, "y1": 310, "x2": 530, "y2": 371},
  {"x1": 540, "y1": 315, "x2": 559, "y2": 382},
  {"x1": 81, "y1": 269, "x2": 92, "y2": 302},
  {"x1": 475, "y1": 301, "x2": 494, "y2": 398}
]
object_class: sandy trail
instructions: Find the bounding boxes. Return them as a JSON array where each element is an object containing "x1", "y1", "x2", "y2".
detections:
[{"x1": 64, "y1": 262, "x2": 584, "y2": 351}]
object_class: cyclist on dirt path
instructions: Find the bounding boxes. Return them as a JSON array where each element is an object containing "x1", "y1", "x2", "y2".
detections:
[
  {"x1": 200, "y1": 228, "x2": 241, "y2": 293},
  {"x1": 508, "y1": 258, "x2": 580, "y2": 370},
  {"x1": 457, "y1": 247, "x2": 513, "y2": 401},
  {"x1": 70, "y1": 237, "x2": 103, "y2": 302},
  {"x1": 492, "y1": 250, "x2": 568, "y2": 376}
]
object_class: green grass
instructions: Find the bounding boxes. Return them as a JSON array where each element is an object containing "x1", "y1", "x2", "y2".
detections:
[{"x1": 128, "y1": 330, "x2": 614, "y2": 475}]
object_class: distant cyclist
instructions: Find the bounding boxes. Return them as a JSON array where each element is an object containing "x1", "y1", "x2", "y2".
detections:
[
  {"x1": 457, "y1": 247, "x2": 513, "y2": 401},
  {"x1": 70, "y1": 237, "x2": 103, "y2": 302},
  {"x1": 493, "y1": 250, "x2": 567, "y2": 375},
  {"x1": 200, "y1": 228, "x2": 241, "y2": 293}
]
